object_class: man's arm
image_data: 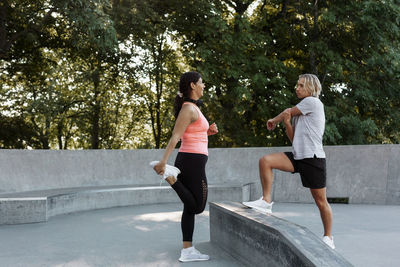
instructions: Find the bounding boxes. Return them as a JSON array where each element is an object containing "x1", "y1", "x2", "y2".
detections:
[
  {"x1": 284, "y1": 107, "x2": 302, "y2": 143},
  {"x1": 282, "y1": 109, "x2": 294, "y2": 142},
  {"x1": 267, "y1": 106, "x2": 302, "y2": 131}
]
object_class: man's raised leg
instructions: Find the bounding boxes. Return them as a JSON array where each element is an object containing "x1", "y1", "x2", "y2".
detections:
[
  {"x1": 243, "y1": 152, "x2": 294, "y2": 213},
  {"x1": 259, "y1": 152, "x2": 295, "y2": 203}
]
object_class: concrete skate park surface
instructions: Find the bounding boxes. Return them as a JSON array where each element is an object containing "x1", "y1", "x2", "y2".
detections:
[{"x1": 1, "y1": 202, "x2": 399, "y2": 267}]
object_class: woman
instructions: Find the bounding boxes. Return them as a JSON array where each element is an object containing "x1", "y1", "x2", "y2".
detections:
[
  {"x1": 152, "y1": 71, "x2": 218, "y2": 262},
  {"x1": 242, "y1": 74, "x2": 335, "y2": 249}
]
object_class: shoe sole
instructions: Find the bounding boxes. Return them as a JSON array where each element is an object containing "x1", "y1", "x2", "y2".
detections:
[
  {"x1": 179, "y1": 258, "x2": 210, "y2": 262},
  {"x1": 242, "y1": 202, "x2": 272, "y2": 214},
  {"x1": 165, "y1": 165, "x2": 181, "y2": 175},
  {"x1": 323, "y1": 243, "x2": 335, "y2": 249},
  {"x1": 163, "y1": 165, "x2": 180, "y2": 179}
]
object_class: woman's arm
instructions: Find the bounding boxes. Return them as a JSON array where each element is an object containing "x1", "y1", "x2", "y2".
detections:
[
  {"x1": 207, "y1": 122, "x2": 218, "y2": 136},
  {"x1": 153, "y1": 104, "x2": 197, "y2": 175}
]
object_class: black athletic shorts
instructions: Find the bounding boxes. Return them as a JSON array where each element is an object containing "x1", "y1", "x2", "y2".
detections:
[{"x1": 284, "y1": 152, "x2": 327, "y2": 189}]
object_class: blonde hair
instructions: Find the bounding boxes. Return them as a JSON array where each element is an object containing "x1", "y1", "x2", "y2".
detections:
[{"x1": 299, "y1": 74, "x2": 322, "y2": 98}]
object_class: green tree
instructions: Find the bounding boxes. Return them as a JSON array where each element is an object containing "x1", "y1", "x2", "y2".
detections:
[
  {"x1": 111, "y1": 0, "x2": 184, "y2": 148},
  {"x1": 176, "y1": 0, "x2": 400, "y2": 147},
  {"x1": 173, "y1": 0, "x2": 294, "y2": 147},
  {"x1": 1, "y1": 0, "x2": 399, "y2": 149},
  {"x1": 0, "y1": 0, "x2": 118, "y2": 149},
  {"x1": 0, "y1": 114, "x2": 41, "y2": 148},
  {"x1": 258, "y1": 0, "x2": 400, "y2": 144}
]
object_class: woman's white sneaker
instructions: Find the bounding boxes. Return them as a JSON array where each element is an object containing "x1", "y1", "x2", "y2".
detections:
[
  {"x1": 149, "y1": 161, "x2": 181, "y2": 179},
  {"x1": 178, "y1": 246, "x2": 210, "y2": 262},
  {"x1": 322, "y1": 236, "x2": 335, "y2": 249},
  {"x1": 242, "y1": 197, "x2": 273, "y2": 214}
]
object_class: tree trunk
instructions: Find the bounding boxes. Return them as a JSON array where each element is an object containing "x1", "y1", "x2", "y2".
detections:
[
  {"x1": 309, "y1": 0, "x2": 319, "y2": 74},
  {"x1": 57, "y1": 119, "x2": 63, "y2": 150},
  {"x1": 91, "y1": 70, "x2": 101, "y2": 149}
]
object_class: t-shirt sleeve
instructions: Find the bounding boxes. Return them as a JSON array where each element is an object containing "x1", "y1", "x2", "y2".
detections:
[{"x1": 296, "y1": 97, "x2": 315, "y2": 115}]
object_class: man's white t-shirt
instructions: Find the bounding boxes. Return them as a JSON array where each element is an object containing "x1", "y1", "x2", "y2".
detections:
[{"x1": 292, "y1": 96, "x2": 326, "y2": 160}]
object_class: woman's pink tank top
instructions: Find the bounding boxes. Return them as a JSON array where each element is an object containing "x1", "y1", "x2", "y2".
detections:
[{"x1": 179, "y1": 102, "x2": 209, "y2": 156}]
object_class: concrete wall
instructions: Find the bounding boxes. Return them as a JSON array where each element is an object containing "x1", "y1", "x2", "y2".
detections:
[{"x1": 0, "y1": 145, "x2": 399, "y2": 204}]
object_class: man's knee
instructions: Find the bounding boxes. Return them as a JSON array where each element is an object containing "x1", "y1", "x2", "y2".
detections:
[
  {"x1": 259, "y1": 155, "x2": 272, "y2": 168},
  {"x1": 313, "y1": 195, "x2": 328, "y2": 208}
]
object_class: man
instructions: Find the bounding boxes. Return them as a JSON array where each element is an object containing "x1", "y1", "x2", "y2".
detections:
[{"x1": 243, "y1": 74, "x2": 335, "y2": 249}]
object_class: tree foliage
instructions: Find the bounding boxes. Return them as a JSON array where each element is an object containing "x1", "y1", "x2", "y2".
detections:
[{"x1": 1, "y1": 0, "x2": 399, "y2": 149}]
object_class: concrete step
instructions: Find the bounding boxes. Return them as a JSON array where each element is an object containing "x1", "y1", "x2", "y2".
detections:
[{"x1": 0, "y1": 183, "x2": 254, "y2": 225}]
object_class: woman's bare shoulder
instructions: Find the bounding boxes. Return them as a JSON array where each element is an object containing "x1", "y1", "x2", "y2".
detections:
[{"x1": 180, "y1": 103, "x2": 198, "y2": 121}]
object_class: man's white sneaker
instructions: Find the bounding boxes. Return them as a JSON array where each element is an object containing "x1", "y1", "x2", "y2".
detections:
[
  {"x1": 322, "y1": 236, "x2": 335, "y2": 249},
  {"x1": 149, "y1": 161, "x2": 181, "y2": 179},
  {"x1": 242, "y1": 197, "x2": 273, "y2": 214},
  {"x1": 178, "y1": 246, "x2": 210, "y2": 262}
]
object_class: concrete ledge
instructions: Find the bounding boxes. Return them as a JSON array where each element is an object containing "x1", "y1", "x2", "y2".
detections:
[
  {"x1": 0, "y1": 184, "x2": 253, "y2": 225},
  {"x1": 0, "y1": 197, "x2": 47, "y2": 224},
  {"x1": 209, "y1": 202, "x2": 353, "y2": 267}
]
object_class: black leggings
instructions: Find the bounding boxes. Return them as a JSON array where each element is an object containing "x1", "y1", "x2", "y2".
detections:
[{"x1": 172, "y1": 152, "x2": 208, "y2": 242}]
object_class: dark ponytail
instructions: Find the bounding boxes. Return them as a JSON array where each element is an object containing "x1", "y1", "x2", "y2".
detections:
[{"x1": 174, "y1": 71, "x2": 201, "y2": 118}]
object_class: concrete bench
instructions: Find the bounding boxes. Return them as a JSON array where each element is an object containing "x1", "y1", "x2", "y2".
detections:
[
  {"x1": 209, "y1": 202, "x2": 353, "y2": 267},
  {"x1": 0, "y1": 183, "x2": 254, "y2": 225}
]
